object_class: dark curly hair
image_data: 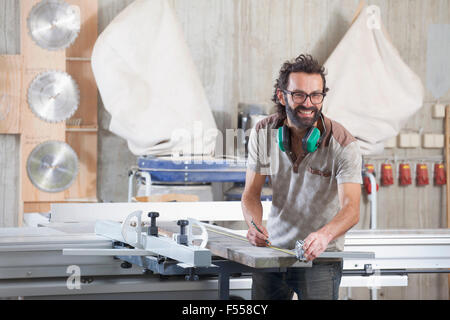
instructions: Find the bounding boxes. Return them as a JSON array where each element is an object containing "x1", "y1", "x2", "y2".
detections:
[{"x1": 272, "y1": 54, "x2": 329, "y2": 118}]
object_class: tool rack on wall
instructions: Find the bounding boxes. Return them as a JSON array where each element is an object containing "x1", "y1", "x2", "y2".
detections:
[{"x1": 0, "y1": 0, "x2": 98, "y2": 224}]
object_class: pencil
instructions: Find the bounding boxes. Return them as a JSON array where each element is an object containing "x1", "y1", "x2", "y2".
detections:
[{"x1": 251, "y1": 220, "x2": 271, "y2": 246}]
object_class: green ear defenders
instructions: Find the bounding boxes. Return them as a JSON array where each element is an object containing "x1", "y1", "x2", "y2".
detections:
[{"x1": 278, "y1": 113, "x2": 326, "y2": 153}]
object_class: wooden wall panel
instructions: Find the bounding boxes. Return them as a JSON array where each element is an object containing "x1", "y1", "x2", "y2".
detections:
[
  {"x1": 65, "y1": 131, "x2": 97, "y2": 200},
  {"x1": 65, "y1": 0, "x2": 98, "y2": 202},
  {"x1": 66, "y1": 60, "x2": 98, "y2": 126},
  {"x1": 19, "y1": 0, "x2": 66, "y2": 204},
  {"x1": 66, "y1": 0, "x2": 98, "y2": 58},
  {"x1": 0, "y1": 55, "x2": 22, "y2": 134}
]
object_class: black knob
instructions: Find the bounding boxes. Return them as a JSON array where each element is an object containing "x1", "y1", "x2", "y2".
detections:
[
  {"x1": 177, "y1": 219, "x2": 189, "y2": 234},
  {"x1": 148, "y1": 212, "x2": 159, "y2": 223},
  {"x1": 148, "y1": 212, "x2": 159, "y2": 236},
  {"x1": 176, "y1": 220, "x2": 189, "y2": 245}
]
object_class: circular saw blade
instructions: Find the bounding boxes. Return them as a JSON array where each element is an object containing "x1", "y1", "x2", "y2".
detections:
[
  {"x1": 27, "y1": 141, "x2": 79, "y2": 193},
  {"x1": 27, "y1": 0, "x2": 80, "y2": 51},
  {"x1": 27, "y1": 70, "x2": 80, "y2": 123}
]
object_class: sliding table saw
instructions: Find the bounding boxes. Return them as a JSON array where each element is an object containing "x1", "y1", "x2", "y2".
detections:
[{"x1": 1, "y1": 203, "x2": 450, "y2": 299}]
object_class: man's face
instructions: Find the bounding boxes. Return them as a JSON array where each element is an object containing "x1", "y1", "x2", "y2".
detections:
[{"x1": 278, "y1": 72, "x2": 324, "y2": 129}]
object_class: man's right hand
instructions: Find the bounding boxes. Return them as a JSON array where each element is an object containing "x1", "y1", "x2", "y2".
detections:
[
  {"x1": 246, "y1": 222, "x2": 271, "y2": 247},
  {"x1": 241, "y1": 168, "x2": 269, "y2": 247}
]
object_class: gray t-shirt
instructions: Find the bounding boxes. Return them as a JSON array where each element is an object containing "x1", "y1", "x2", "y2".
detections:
[{"x1": 247, "y1": 113, "x2": 362, "y2": 251}]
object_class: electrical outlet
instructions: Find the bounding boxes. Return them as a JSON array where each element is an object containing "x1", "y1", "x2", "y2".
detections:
[
  {"x1": 432, "y1": 103, "x2": 445, "y2": 118},
  {"x1": 398, "y1": 133, "x2": 420, "y2": 148},
  {"x1": 423, "y1": 133, "x2": 444, "y2": 148}
]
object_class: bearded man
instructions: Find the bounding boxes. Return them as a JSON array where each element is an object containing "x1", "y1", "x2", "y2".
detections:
[{"x1": 242, "y1": 54, "x2": 362, "y2": 300}]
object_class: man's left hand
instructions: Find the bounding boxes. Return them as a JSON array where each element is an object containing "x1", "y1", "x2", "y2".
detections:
[{"x1": 302, "y1": 231, "x2": 332, "y2": 261}]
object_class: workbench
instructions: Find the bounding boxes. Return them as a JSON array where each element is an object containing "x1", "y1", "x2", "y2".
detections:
[{"x1": 1, "y1": 215, "x2": 450, "y2": 299}]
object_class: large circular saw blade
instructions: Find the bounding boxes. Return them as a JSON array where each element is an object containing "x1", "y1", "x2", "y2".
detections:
[
  {"x1": 27, "y1": 70, "x2": 80, "y2": 123},
  {"x1": 27, "y1": 141, "x2": 79, "y2": 193},
  {"x1": 27, "y1": 0, "x2": 80, "y2": 51}
]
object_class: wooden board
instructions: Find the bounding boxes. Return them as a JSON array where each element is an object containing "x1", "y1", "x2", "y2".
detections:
[
  {"x1": 66, "y1": 0, "x2": 98, "y2": 59},
  {"x1": 66, "y1": 61, "x2": 98, "y2": 126},
  {"x1": 158, "y1": 222, "x2": 302, "y2": 269},
  {"x1": 17, "y1": 0, "x2": 99, "y2": 212},
  {"x1": 23, "y1": 202, "x2": 51, "y2": 214},
  {"x1": 65, "y1": 131, "x2": 97, "y2": 200},
  {"x1": 20, "y1": 0, "x2": 66, "y2": 205},
  {"x1": 64, "y1": 0, "x2": 98, "y2": 203},
  {"x1": 0, "y1": 55, "x2": 22, "y2": 134}
]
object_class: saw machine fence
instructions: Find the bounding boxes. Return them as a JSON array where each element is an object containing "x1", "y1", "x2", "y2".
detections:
[
  {"x1": 69, "y1": 210, "x2": 213, "y2": 268},
  {"x1": 2, "y1": 202, "x2": 450, "y2": 299}
]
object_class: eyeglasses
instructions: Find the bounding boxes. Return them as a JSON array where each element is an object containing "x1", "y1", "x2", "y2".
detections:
[{"x1": 283, "y1": 90, "x2": 326, "y2": 105}]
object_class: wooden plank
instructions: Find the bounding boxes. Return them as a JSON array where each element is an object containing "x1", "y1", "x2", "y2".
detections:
[
  {"x1": 20, "y1": 0, "x2": 66, "y2": 203},
  {"x1": 66, "y1": 0, "x2": 98, "y2": 59},
  {"x1": 23, "y1": 202, "x2": 51, "y2": 214},
  {"x1": 157, "y1": 221, "x2": 301, "y2": 269},
  {"x1": 64, "y1": 0, "x2": 98, "y2": 202},
  {"x1": 66, "y1": 61, "x2": 97, "y2": 126},
  {"x1": 65, "y1": 131, "x2": 97, "y2": 200},
  {"x1": 65, "y1": 0, "x2": 98, "y2": 126},
  {"x1": 0, "y1": 55, "x2": 22, "y2": 133}
]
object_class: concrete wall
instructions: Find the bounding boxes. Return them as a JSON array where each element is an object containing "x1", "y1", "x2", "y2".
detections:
[
  {"x1": 0, "y1": 0, "x2": 20, "y2": 228},
  {"x1": 0, "y1": 0, "x2": 449, "y2": 299}
]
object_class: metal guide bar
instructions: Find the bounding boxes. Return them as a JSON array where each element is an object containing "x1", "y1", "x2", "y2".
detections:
[{"x1": 92, "y1": 220, "x2": 211, "y2": 267}]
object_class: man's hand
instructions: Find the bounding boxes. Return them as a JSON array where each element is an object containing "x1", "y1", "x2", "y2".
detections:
[
  {"x1": 302, "y1": 183, "x2": 361, "y2": 261},
  {"x1": 302, "y1": 231, "x2": 332, "y2": 261},
  {"x1": 246, "y1": 222, "x2": 271, "y2": 247}
]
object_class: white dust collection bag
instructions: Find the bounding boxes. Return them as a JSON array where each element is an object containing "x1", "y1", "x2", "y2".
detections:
[
  {"x1": 322, "y1": 5, "x2": 424, "y2": 155},
  {"x1": 91, "y1": 0, "x2": 217, "y2": 156}
]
